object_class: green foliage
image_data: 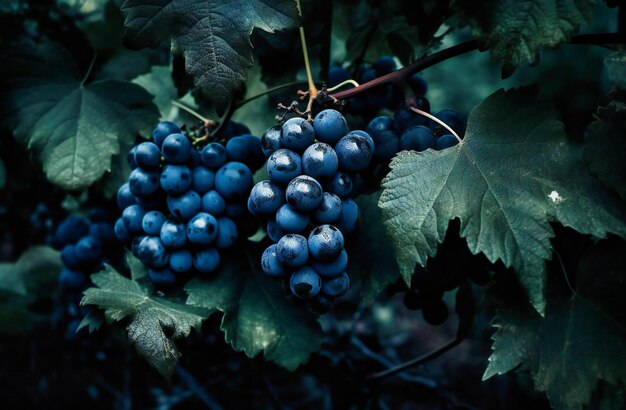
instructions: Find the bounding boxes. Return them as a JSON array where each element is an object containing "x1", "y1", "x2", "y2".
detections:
[
  {"x1": 185, "y1": 247, "x2": 324, "y2": 371},
  {"x1": 0, "y1": 246, "x2": 62, "y2": 295},
  {"x1": 453, "y1": 0, "x2": 597, "y2": 67},
  {"x1": 132, "y1": 66, "x2": 178, "y2": 119},
  {"x1": 605, "y1": 51, "x2": 626, "y2": 89},
  {"x1": 81, "y1": 263, "x2": 209, "y2": 377},
  {"x1": 484, "y1": 241, "x2": 626, "y2": 409},
  {"x1": 120, "y1": 0, "x2": 300, "y2": 111},
  {"x1": 379, "y1": 87, "x2": 626, "y2": 315},
  {"x1": 2, "y1": 39, "x2": 159, "y2": 190}
]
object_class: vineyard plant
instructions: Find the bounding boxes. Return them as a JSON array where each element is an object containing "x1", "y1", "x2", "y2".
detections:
[{"x1": 1, "y1": 0, "x2": 626, "y2": 409}]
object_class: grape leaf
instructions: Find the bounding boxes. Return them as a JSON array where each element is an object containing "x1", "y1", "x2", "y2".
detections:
[
  {"x1": 0, "y1": 246, "x2": 62, "y2": 295},
  {"x1": 347, "y1": 193, "x2": 401, "y2": 305},
  {"x1": 0, "y1": 159, "x2": 5, "y2": 190},
  {"x1": 583, "y1": 101, "x2": 626, "y2": 201},
  {"x1": 76, "y1": 310, "x2": 104, "y2": 334},
  {"x1": 605, "y1": 51, "x2": 626, "y2": 90},
  {"x1": 121, "y1": 0, "x2": 300, "y2": 111},
  {"x1": 379, "y1": 87, "x2": 626, "y2": 315},
  {"x1": 2, "y1": 39, "x2": 159, "y2": 190},
  {"x1": 81, "y1": 264, "x2": 209, "y2": 377},
  {"x1": 185, "y1": 247, "x2": 324, "y2": 371},
  {"x1": 484, "y1": 241, "x2": 626, "y2": 410},
  {"x1": 452, "y1": 0, "x2": 597, "y2": 66}
]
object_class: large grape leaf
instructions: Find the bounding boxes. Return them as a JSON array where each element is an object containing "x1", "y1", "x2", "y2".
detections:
[
  {"x1": 185, "y1": 247, "x2": 324, "y2": 371},
  {"x1": 347, "y1": 193, "x2": 401, "y2": 305},
  {"x1": 379, "y1": 87, "x2": 626, "y2": 315},
  {"x1": 81, "y1": 264, "x2": 209, "y2": 377},
  {"x1": 120, "y1": 0, "x2": 299, "y2": 111},
  {"x1": 452, "y1": 0, "x2": 597, "y2": 66},
  {"x1": 2, "y1": 39, "x2": 158, "y2": 190},
  {"x1": 484, "y1": 241, "x2": 626, "y2": 410}
]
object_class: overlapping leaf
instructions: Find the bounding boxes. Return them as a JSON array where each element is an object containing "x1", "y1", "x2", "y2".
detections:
[
  {"x1": 81, "y1": 264, "x2": 209, "y2": 377},
  {"x1": 379, "y1": 87, "x2": 626, "y2": 315},
  {"x1": 484, "y1": 241, "x2": 626, "y2": 409},
  {"x1": 453, "y1": 0, "x2": 597, "y2": 66},
  {"x1": 2, "y1": 39, "x2": 158, "y2": 190},
  {"x1": 186, "y1": 248, "x2": 324, "y2": 370},
  {"x1": 0, "y1": 246, "x2": 61, "y2": 295},
  {"x1": 121, "y1": 0, "x2": 299, "y2": 111}
]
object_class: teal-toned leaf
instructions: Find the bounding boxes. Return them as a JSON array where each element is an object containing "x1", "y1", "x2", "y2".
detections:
[
  {"x1": 484, "y1": 241, "x2": 626, "y2": 410},
  {"x1": 126, "y1": 252, "x2": 148, "y2": 281},
  {"x1": 81, "y1": 265, "x2": 209, "y2": 377},
  {"x1": 2, "y1": 39, "x2": 159, "y2": 190},
  {"x1": 185, "y1": 247, "x2": 324, "y2": 371},
  {"x1": 605, "y1": 51, "x2": 626, "y2": 90},
  {"x1": 379, "y1": 87, "x2": 626, "y2": 315},
  {"x1": 0, "y1": 159, "x2": 5, "y2": 189},
  {"x1": 453, "y1": 0, "x2": 597, "y2": 66},
  {"x1": 583, "y1": 101, "x2": 626, "y2": 201},
  {"x1": 347, "y1": 193, "x2": 401, "y2": 305},
  {"x1": 121, "y1": 0, "x2": 299, "y2": 111},
  {"x1": 0, "y1": 246, "x2": 61, "y2": 295},
  {"x1": 76, "y1": 310, "x2": 104, "y2": 334}
]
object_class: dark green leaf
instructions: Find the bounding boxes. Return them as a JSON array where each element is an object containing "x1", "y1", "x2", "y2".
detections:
[
  {"x1": 605, "y1": 51, "x2": 626, "y2": 90},
  {"x1": 484, "y1": 241, "x2": 626, "y2": 410},
  {"x1": 0, "y1": 246, "x2": 62, "y2": 295},
  {"x1": 185, "y1": 247, "x2": 324, "y2": 371},
  {"x1": 453, "y1": 0, "x2": 597, "y2": 66},
  {"x1": 121, "y1": 0, "x2": 299, "y2": 111},
  {"x1": 2, "y1": 39, "x2": 159, "y2": 190},
  {"x1": 76, "y1": 310, "x2": 104, "y2": 334},
  {"x1": 81, "y1": 265, "x2": 209, "y2": 377},
  {"x1": 379, "y1": 87, "x2": 626, "y2": 315}
]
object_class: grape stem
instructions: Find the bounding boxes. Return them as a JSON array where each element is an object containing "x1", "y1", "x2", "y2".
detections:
[
  {"x1": 171, "y1": 101, "x2": 214, "y2": 126},
  {"x1": 295, "y1": 0, "x2": 318, "y2": 119},
  {"x1": 410, "y1": 106, "x2": 463, "y2": 144},
  {"x1": 234, "y1": 81, "x2": 311, "y2": 108},
  {"x1": 331, "y1": 33, "x2": 626, "y2": 101}
]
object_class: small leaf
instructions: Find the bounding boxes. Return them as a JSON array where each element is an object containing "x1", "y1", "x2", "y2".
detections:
[
  {"x1": 0, "y1": 246, "x2": 62, "y2": 295},
  {"x1": 76, "y1": 310, "x2": 104, "y2": 334},
  {"x1": 82, "y1": 265, "x2": 209, "y2": 377},
  {"x1": 186, "y1": 247, "x2": 324, "y2": 371},
  {"x1": 379, "y1": 87, "x2": 626, "y2": 315},
  {"x1": 121, "y1": 0, "x2": 300, "y2": 111},
  {"x1": 2, "y1": 39, "x2": 159, "y2": 190},
  {"x1": 605, "y1": 51, "x2": 626, "y2": 90},
  {"x1": 453, "y1": 0, "x2": 597, "y2": 66}
]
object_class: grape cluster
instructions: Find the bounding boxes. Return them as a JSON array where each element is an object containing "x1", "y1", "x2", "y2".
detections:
[
  {"x1": 114, "y1": 121, "x2": 263, "y2": 284},
  {"x1": 250, "y1": 110, "x2": 373, "y2": 312}
]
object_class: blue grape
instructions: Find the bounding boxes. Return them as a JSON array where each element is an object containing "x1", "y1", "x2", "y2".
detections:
[
  {"x1": 187, "y1": 148, "x2": 201, "y2": 167},
  {"x1": 249, "y1": 180, "x2": 284, "y2": 215},
  {"x1": 434, "y1": 110, "x2": 466, "y2": 136},
  {"x1": 226, "y1": 135, "x2": 264, "y2": 170},
  {"x1": 191, "y1": 166, "x2": 215, "y2": 194},
  {"x1": 285, "y1": 175, "x2": 323, "y2": 212},
  {"x1": 59, "y1": 268, "x2": 86, "y2": 290},
  {"x1": 137, "y1": 236, "x2": 169, "y2": 269},
  {"x1": 394, "y1": 98, "x2": 431, "y2": 132},
  {"x1": 142, "y1": 211, "x2": 167, "y2": 236},
  {"x1": 117, "y1": 183, "x2": 137, "y2": 209},
  {"x1": 167, "y1": 191, "x2": 201, "y2": 221},
  {"x1": 311, "y1": 249, "x2": 348, "y2": 278},
  {"x1": 89, "y1": 223, "x2": 116, "y2": 244},
  {"x1": 122, "y1": 205, "x2": 146, "y2": 234},
  {"x1": 313, "y1": 109, "x2": 348, "y2": 144},
  {"x1": 162, "y1": 133, "x2": 191, "y2": 164},
  {"x1": 308, "y1": 225, "x2": 344, "y2": 261},
  {"x1": 225, "y1": 202, "x2": 246, "y2": 219},
  {"x1": 261, "y1": 244, "x2": 288, "y2": 278},
  {"x1": 193, "y1": 248, "x2": 220, "y2": 273},
  {"x1": 400, "y1": 126, "x2": 435, "y2": 151},
  {"x1": 290, "y1": 266, "x2": 322, "y2": 299},
  {"x1": 267, "y1": 219, "x2": 286, "y2": 242},
  {"x1": 201, "y1": 190, "x2": 226, "y2": 215},
  {"x1": 75, "y1": 236, "x2": 103, "y2": 264},
  {"x1": 327, "y1": 65, "x2": 350, "y2": 87},
  {"x1": 114, "y1": 218, "x2": 130, "y2": 241},
  {"x1": 408, "y1": 74, "x2": 428, "y2": 96},
  {"x1": 338, "y1": 198, "x2": 359, "y2": 233},
  {"x1": 214, "y1": 162, "x2": 253, "y2": 200},
  {"x1": 361, "y1": 68, "x2": 390, "y2": 108},
  {"x1": 128, "y1": 168, "x2": 160, "y2": 197},
  {"x1": 281, "y1": 117, "x2": 315, "y2": 152},
  {"x1": 261, "y1": 126, "x2": 282, "y2": 157},
  {"x1": 373, "y1": 56, "x2": 396, "y2": 74},
  {"x1": 153, "y1": 121, "x2": 181, "y2": 148},
  {"x1": 215, "y1": 217, "x2": 238, "y2": 249},
  {"x1": 61, "y1": 245, "x2": 82, "y2": 270},
  {"x1": 335, "y1": 134, "x2": 373, "y2": 172},
  {"x1": 302, "y1": 143, "x2": 338, "y2": 178},
  {"x1": 313, "y1": 192, "x2": 342, "y2": 224},
  {"x1": 201, "y1": 142, "x2": 227, "y2": 169},
  {"x1": 134, "y1": 142, "x2": 161, "y2": 169},
  {"x1": 373, "y1": 130, "x2": 400, "y2": 160},
  {"x1": 277, "y1": 234, "x2": 309, "y2": 267},
  {"x1": 148, "y1": 267, "x2": 176, "y2": 284},
  {"x1": 276, "y1": 204, "x2": 309, "y2": 233},
  {"x1": 160, "y1": 220, "x2": 187, "y2": 248},
  {"x1": 55, "y1": 216, "x2": 90, "y2": 245},
  {"x1": 321, "y1": 272, "x2": 350, "y2": 298},
  {"x1": 266, "y1": 149, "x2": 302, "y2": 185},
  {"x1": 365, "y1": 116, "x2": 393, "y2": 144},
  {"x1": 134, "y1": 192, "x2": 164, "y2": 210},
  {"x1": 169, "y1": 249, "x2": 192, "y2": 272},
  {"x1": 347, "y1": 130, "x2": 375, "y2": 153},
  {"x1": 128, "y1": 146, "x2": 138, "y2": 169},
  {"x1": 327, "y1": 172, "x2": 353, "y2": 198},
  {"x1": 186, "y1": 212, "x2": 218, "y2": 245},
  {"x1": 435, "y1": 134, "x2": 459, "y2": 150},
  {"x1": 160, "y1": 164, "x2": 191, "y2": 195}
]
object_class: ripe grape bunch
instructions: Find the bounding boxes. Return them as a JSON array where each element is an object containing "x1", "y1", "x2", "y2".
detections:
[
  {"x1": 249, "y1": 109, "x2": 374, "y2": 312},
  {"x1": 114, "y1": 121, "x2": 264, "y2": 284}
]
